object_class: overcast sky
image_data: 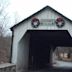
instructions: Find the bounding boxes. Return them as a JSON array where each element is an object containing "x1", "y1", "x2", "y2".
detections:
[{"x1": 2, "y1": 0, "x2": 72, "y2": 27}]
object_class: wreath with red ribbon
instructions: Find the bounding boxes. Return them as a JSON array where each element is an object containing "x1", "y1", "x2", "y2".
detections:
[
  {"x1": 55, "y1": 17, "x2": 65, "y2": 28},
  {"x1": 31, "y1": 18, "x2": 40, "y2": 28}
]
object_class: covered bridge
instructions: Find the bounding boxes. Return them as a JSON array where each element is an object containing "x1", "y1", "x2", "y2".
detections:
[{"x1": 10, "y1": 6, "x2": 72, "y2": 72}]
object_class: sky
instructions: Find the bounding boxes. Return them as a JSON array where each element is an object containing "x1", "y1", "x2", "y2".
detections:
[
  {"x1": 0, "y1": 0, "x2": 72, "y2": 36},
  {"x1": 6, "y1": 0, "x2": 72, "y2": 28}
]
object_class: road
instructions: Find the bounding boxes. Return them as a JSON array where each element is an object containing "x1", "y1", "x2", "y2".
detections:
[
  {"x1": 53, "y1": 60, "x2": 72, "y2": 68},
  {"x1": 28, "y1": 60, "x2": 72, "y2": 72}
]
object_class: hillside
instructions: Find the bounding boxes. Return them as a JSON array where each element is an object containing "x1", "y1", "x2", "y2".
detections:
[{"x1": 0, "y1": 36, "x2": 11, "y2": 64}]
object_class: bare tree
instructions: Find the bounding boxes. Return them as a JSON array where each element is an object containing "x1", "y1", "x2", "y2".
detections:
[{"x1": 0, "y1": 0, "x2": 10, "y2": 37}]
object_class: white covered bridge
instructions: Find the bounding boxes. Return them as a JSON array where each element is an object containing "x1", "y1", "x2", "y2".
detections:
[{"x1": 10, "y1": 6, "x2": 72, "y2": 72}]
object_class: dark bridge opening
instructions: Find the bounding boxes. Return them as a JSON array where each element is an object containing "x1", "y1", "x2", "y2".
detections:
[{"x1": 28, "y1": 30, "x2": 72, "y2": 70}]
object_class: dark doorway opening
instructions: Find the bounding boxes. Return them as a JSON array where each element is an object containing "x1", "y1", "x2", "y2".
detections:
[{"x1": 28, "y1": 30, "x2": 72, "y2": 70}]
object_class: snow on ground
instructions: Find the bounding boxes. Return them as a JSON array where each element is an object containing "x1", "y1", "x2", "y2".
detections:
[{"x1": 53, "y1": 60, "x2": 72, "y2": 68}]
